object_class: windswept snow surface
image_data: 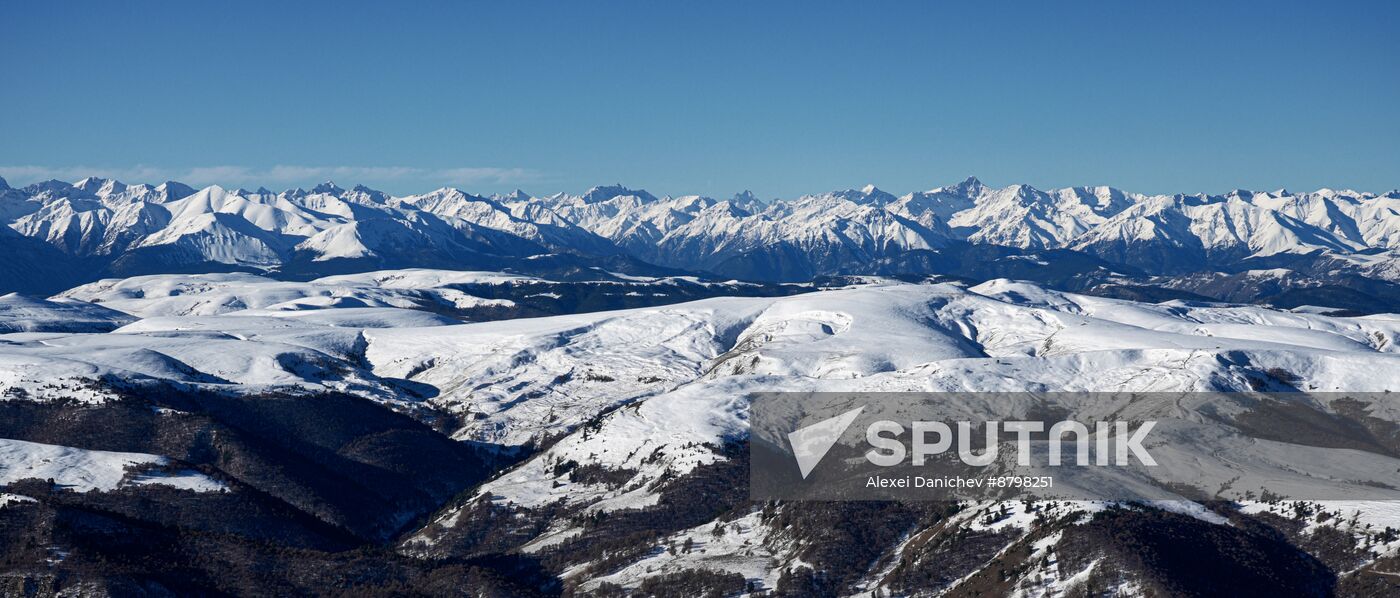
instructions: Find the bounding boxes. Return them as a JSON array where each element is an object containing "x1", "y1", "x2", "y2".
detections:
[
  {"x1": 0, "y1": 293, "x2": 136, "y2": 332},
  {"x1": 55, "y1": 269, "x2": 520, "y2": 318},
  {"x1": 0, "y1": 271, "x2": 533, "y2": 403}
]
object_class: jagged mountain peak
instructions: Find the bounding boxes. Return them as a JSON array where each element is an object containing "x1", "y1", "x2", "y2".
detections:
[
  {"x1": 73, "y1": 176, "x2": 118, "y2": 192},
  {"x1": 1005, "y1": 182, "x2": 1047, "y2": 198},
  {"x1": 731, "y1": 190, "x2": 759, "y2": 202},
  {"x1": 154, "y1": 181, "x2": 196, "y2": 200},
  {"x1": 493, "y1": 189, "x2": 532, "y2": 203},
  {"x1": 409, "y1": 187, "x2": 502, "y2": 208},
  {"x1": 855, "y1": 184, "x2": 895, "y2": 202},
  {"x1": 348, "y1": 184, "x2": 389, "y2": 204},
  {"x1": 730, "y1": 190, "x2": 766, "y2": 212},
  {"x1": 1058, "y1": 185, "x2": 1135, "y2": 211},
  {"x1": 667, "y1": 194, "x2": 716, "y2": 208},
  {"x1": 1226, "y1": 189, "x2": 1256, "y2": 201},
  {"x1": 922, "y1": 176, "x2": 985, "y2": 198},
  {"x1": 580, "y1": 184, "x2": 657, "y2": 204},
  {"x1": 801, "y1": 185, "x2": 898, "y2": 207},
  {"x1": 311, "y1": 181, "x2": 345, "y2": 195},
  {"x1": 424, "y1": 186, "x2": 473, "y2": 197},
  {"x1": 23, "y1": 179, "x2": 76, "y2": 195}
]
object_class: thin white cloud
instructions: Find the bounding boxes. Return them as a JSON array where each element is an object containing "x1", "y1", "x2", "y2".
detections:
[
  {"x1": 0, "y1": 165, "x2": 171, "y2": 183},
  {"x1": 0, "y1": 164, "x2": 542, "y2": 189}
]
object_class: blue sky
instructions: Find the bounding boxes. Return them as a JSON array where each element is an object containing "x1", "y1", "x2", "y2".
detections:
[{"x1": 2, "y1": 1, "x2": 1396, "y2": 198}]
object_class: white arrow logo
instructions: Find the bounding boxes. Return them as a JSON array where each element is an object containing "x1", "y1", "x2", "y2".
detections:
[{"x1": 788, "y1": 406, "x2": 865, "y2": 479}]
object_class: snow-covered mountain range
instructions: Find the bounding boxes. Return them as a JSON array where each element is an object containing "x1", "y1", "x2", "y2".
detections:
[{"x1": 3, "y1": 175, "x2": 1398, "y2": 295}]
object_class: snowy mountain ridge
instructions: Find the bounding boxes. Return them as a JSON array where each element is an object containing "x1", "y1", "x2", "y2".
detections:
[{"x1": 2, "y1": 175, "x2": 1398, "y2": 293}]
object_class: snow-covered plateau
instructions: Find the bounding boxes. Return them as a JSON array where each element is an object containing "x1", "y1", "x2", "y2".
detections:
[{"x1": 1, "y1": 265, "x2": 1399, "y2": 595}]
